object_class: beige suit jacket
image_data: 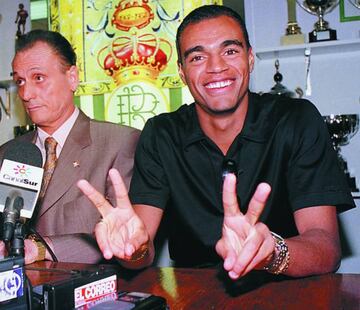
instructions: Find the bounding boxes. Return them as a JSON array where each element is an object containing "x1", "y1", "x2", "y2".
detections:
[{"x1": 0, "y1": 111, "x2": 140, "y2": 263}]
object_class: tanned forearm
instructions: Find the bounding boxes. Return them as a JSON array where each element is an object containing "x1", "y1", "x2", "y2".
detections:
[{"x1": 283, "y1": 229, "x2": 341, "y2": 277}]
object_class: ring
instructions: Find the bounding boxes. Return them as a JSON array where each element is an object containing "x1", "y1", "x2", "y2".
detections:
[{"x1": 128, "y1": 243, "x2": 149, "y2": 262}]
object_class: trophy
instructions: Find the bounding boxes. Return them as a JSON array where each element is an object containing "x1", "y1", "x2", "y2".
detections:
[
  {"x1": 323, "y1": 114, "x2": 359, "y2": 192},
  {"x1": 269, "y1": 60, "x2": 304, "y2": 98},
  {"x1": 297, "y1": 0, "x2": 339, "y2": 42},
  {"x1": 281, "y1": 0, "x2": 305, "y2": 45}
]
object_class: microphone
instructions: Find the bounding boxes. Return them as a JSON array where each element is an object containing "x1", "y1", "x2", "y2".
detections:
[
  {"x1": 2, "y1": 196, "x2": 24, "y2": 242},
  {"x1": 0, "y1": 141, "x2": 43, "y2": 241},
  {"x1": 2, "y1": 140, "x2": 42, "y2": 167},
  {"x1": 222, "y1": 159, "x2": 237, "y2": 181}
]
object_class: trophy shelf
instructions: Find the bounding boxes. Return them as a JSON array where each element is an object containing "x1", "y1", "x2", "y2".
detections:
[{"x1": 255, "y1": 38, "x2": 360, "y2": 60}]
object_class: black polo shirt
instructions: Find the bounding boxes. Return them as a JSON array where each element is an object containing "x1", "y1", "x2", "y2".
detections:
[{"x1": 129, "y1": 92, "x2": 355, "y2": 267}]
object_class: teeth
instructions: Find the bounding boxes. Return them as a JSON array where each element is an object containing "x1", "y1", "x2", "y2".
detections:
[{"x1": 205, "y1": 80, "x2": 232, "y2": 89}]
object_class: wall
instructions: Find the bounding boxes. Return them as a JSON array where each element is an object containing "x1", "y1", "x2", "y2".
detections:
[
  {"x1": 244, "y1": 1, "x2": 360, "y2": 273},
  {"x1": 0, "y1": 0, "x2": 30, "y2": 145}
]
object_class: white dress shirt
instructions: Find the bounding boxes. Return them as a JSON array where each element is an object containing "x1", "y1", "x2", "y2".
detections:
[{"x1": 35, "y1": 108, "x2": 79, "y2": 166}]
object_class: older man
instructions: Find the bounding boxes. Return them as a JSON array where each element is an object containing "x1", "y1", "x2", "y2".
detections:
[{"x1": 0, "y1": 30, "x2": 140, "y2": 264}]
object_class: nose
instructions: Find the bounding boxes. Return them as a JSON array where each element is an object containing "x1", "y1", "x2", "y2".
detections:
[
  {"x1": 206, "y1": 54, "x2": 228, "y2": 73},
  {"x1": 19, "y1": 83, "x2": 35, "y2": 101}
]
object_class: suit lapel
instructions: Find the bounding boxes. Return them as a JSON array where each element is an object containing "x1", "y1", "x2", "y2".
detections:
[{"x1": 38, "y1": 111, "x2": 91, "y2": 217}]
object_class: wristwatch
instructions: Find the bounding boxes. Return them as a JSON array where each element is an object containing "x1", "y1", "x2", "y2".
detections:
[
  {"x1": 263, "y1": 232, "x2": 290, "y2": 275},
  {"x1": 28, "y1": 234, "x2": 46, "y2": 261}
]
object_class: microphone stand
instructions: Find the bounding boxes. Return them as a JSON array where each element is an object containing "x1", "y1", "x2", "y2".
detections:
[
  {"x1": 1, "y1": 200, "x2": 33, "y2": 309},
  {"x1": 9, "y1": 220, "x2": 26, "y2": 257}
]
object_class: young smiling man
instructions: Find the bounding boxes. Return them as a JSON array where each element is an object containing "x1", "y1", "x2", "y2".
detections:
[{"x1": 78, "y1": 5, "x2": 355, "y2": 279}]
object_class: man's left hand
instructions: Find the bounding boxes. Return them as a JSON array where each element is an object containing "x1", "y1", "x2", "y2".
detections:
[
  {"x1": 215, "y1": 174, "x2": 274, "y2": 279},
  {"x1": 0, "y1": 239, "x2": 43, "y2": 265}
]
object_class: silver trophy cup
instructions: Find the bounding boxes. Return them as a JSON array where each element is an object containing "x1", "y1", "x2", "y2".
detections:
[
  {"x1": 323, "y1": 114, "x2": 359, "y2": 192},
  {"x1": 297, "y1": 0, "x2": 339, "y2": 42}
]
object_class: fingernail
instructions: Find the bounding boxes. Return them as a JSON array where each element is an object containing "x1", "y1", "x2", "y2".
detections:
[
  {"x1": 224, "y1": 257, "x2": 233, "y2": 270},
  {"x1": 229, "y1": 271, "x2": 239, "y2": 279}
]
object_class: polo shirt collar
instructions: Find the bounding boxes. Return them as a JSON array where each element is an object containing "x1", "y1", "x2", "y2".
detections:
[
  {"x1": 240, "y1": 92, "x2": 275, "y2": 143},
  {"x1": 183, "y1": 92, "x2": 275, "y2": 148},
  {"x1": 183, "y1": 104, "x2": 206, "y2": 147}
]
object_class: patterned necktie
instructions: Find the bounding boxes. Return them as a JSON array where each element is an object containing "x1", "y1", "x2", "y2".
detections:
[{"x1": 39, "y1": 137, "x2": 58, "y2": 199}]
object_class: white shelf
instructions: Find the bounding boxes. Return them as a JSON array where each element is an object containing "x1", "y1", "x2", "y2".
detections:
[{"x1": 255, "y1": 39, "x2": 360, "y2": 60}]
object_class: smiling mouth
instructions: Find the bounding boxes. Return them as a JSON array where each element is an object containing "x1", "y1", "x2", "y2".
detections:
[{"x1": 205, "y1": 79, "x2": 234, "y2": 89}]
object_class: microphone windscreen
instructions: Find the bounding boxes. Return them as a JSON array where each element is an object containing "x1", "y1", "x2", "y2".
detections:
[
  {"x1": 3, "y1": 140, "x2": 42, "y2": 168},
  {"x1": 222, "y1": 159, "x2": 237, "y2": 180}
]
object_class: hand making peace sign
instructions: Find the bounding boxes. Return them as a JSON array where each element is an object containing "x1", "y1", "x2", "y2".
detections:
[
  {"x1": 77, "y1": 169, "x2": 150, "y2": 262},
  {"x1": 215, "y1": 174, "x2": 274, "y2": 279}
]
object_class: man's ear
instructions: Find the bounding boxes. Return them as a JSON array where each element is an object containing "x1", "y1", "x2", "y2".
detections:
[
  {"x1": 248, "y1": 47, "x2": 255, "y2": 73},
  {"x1": 67, "y1": 65, "x2": 79, "y2": 92},
  {"x1": 177, "y1": 61, "x2": 187, "y2": 85}
]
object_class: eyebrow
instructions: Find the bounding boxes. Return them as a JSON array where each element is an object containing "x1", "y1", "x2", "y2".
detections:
[
  {"x1": 222, "y1": 39, "x2": 243, "y2": 48},
  {"x1": 183, "y1": 39, "x2": 244, "y2": 60},
  {"x1": 183, "y1": 45, "x2": 204, "y2": 60}
]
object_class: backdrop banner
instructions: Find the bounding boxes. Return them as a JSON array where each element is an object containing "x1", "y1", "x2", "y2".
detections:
[{"x1": 49, "y1": 0, "x2": 222, "y2": 129}]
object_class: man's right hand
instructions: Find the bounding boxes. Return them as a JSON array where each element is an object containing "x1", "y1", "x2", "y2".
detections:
[{"x1": 77, "y1": 168, "x2": 150, "y2": 261}]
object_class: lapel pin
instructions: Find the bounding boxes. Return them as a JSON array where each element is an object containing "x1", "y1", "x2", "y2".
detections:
[{"x1": 73, "y1": 161, "x2": 80, "y2": 168}]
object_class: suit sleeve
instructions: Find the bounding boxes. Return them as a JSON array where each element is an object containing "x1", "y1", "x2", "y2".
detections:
[{"x1": 44, "y1": 127, "x2": 141, "y2": 264}]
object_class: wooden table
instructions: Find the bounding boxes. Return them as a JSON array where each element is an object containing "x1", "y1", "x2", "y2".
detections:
[{"x1": 26, "y1": 261, "x2": 360, "y2": 309}]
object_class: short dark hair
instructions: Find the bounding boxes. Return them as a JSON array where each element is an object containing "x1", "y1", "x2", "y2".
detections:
[
  {"x1": 15, "y1": 29, "x2": 76, "y2": 67},
  {"x1": 176, "y1": 5, "x2": 251, "y2": 64}
]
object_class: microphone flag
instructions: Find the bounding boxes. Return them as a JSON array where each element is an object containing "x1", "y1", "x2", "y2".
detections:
[{"x1": 0, "y1": 159, "x2": 43, "y2": 219}]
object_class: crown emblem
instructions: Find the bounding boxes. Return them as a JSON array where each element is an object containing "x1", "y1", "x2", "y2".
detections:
[
  {"x1": 97, "y1": 32, "x2": 172, "y2": 85},
  {"x1": 112, "y1": 0, "x2": 154, "y2": 31}
]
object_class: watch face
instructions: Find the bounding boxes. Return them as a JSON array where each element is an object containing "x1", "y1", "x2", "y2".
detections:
[{"x1": 35, "y1": 241, "x2": 46, "y2": 261}]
